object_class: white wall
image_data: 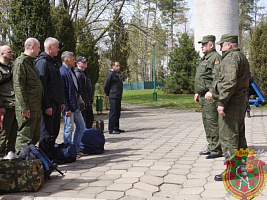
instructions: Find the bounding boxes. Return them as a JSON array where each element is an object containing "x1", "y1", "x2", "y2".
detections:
[{"x1": 194, "y1": 0, "x2": 239, "y2": 56}]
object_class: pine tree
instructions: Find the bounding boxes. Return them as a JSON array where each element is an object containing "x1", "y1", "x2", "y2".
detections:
[
  {"x1": 51, "y1": 6, "x2": 76, "y2": 63},
  {"x1": 250, "y1": 20, "x2": 267, "y2": 93},
  {"x1": 0, "y1": 0, "x2": 10, "y2": 44},
  {"x1": 108, "y1": 10, "x2": 129, "y2": 81},
  {"x1": 165, "y1": 33, "x2": 199, "y2": 94},
  {"x1": 9, "y1": 0, "x2": 53, "y2": 56},
  {"x1": 76, "y1": 20, "x2": 100, "y2": 95},
  {"x1": 158, "y1": 0, "x2": 188, "y2": 53}
]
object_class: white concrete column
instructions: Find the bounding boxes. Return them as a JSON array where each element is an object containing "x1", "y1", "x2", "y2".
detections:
[{"x1": 194, "y1": 0, "x2": 239, "y2": 55}]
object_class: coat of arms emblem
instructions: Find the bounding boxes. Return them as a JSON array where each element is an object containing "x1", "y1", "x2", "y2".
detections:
[{"x1": 223, "y1": 148, "x2": 266, "y2": 200}]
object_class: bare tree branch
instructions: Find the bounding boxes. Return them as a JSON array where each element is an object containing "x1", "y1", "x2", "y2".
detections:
[{"x1": 94, "y1": 0, "x2": 126, "y2": 43}]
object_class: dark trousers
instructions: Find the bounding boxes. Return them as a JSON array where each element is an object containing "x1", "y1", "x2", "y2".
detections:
[
  {"x1": 82, "y1": 104, "x2": 94, "y2": 129},
  {"x1": 39, "y1": 102, "x2": 61, "y2": 160},
  {"x1": 0, "y1": 108, "x2": 18, "y2": 156},
  {"x1": 108, "y1": 98, "x2": 121, "y2": 133}
]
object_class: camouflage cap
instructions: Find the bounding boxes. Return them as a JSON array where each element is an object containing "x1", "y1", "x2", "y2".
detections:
[
  {"x1": 198, "y1": 35, "x2": 216, "y2": 43},
  {"x1": 216, "y1": 34, "x2": 238, "y2": 45}
]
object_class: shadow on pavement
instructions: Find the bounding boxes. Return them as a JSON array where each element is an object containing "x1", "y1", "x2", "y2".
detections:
[
  {"x1": 106, "y1": 136, "x2": 144, "y2": 143},
  {"x1": 250, "y1": 115, "x2": 267, "y2": 118}
]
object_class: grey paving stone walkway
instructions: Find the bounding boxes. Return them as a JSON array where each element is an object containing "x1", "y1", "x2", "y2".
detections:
[{"x1": 1, "y1": 104, "x2": 267, "y2": 200}]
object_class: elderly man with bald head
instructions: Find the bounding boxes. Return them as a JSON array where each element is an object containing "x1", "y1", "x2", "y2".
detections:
[
  {"x1": 13, "y1": 38, "x2": 43, "y2": 153},
  {"x1": 0, "y1": 45, "x2": 18, "y2": 156}
]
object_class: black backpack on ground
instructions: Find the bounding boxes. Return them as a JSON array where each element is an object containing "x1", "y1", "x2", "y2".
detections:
[
  {"x1": 54, "y1": 143, "x2": 76, "y2": 164},
  {"x1": 80, "y1": 128, "x2": 105, "y2": 154}
]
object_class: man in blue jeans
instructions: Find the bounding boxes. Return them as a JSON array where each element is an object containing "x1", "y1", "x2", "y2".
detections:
[
  {"x1": 60, "y1": 51, "x2": 85, "y2": 155},
  {"x1": 104, "y1": 61, "x2": 125, "y2": 134}
]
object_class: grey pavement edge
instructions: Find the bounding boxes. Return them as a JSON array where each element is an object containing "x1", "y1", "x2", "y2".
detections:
[{"x1": 1, "y1": 103, "x2": 267, "y2": 200}]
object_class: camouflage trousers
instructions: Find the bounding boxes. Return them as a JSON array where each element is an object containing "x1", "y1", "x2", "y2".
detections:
[
  {"x1": 201, "y1": 97, "x2": 222, "y2": 155},
  {"x1": 15, "y1": 110, "x2": 41, "y2": 153},
  {"x1": 218, "y1": 100, "x2": 248, "y2": 159},
  {"x1": 0, "y1": 108, "x2": 18, "y2": 157}
]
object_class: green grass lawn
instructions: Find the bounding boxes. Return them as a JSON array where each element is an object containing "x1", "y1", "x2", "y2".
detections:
[
  {"x1": 121, "y1": 89, "x2": 267, "y2": 110},
  {"x1": 122, "y1": 89, "x2": 199, "y2": 110}
]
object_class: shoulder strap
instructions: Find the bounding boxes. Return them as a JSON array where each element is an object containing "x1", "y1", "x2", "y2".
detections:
[{"x1": 29, "y1": 145, "x2": 64, "y2": 178}]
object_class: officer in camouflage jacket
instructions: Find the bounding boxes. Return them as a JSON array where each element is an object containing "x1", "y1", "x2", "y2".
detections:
[
  {"x1": 13, "y1": 38, "x2": 43, "y2": 153},
  {"x1": 213, "y1": 34, "x2": 250, "y2": 181},
  {"x1": 194, "y1": 35, "x2": 222, "y2": 159},
  {"x1": 0, "y1": 45, "x2": 18, "y2": 156}
]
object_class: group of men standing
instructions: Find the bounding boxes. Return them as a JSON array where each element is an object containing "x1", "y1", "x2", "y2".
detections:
[
  {"x1": 0, "y1": 37, "x2": 98, "y2": 162},
  {"x1": 194, "y1": 34, "x2": 250, "y2": 181},
  {"x1": 2, "y1": 33, "x2": 248, "y2": 181}
]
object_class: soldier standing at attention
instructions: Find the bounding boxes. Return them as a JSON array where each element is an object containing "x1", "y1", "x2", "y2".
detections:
[
  {"x1": 13, "y1": 38, "x2": 43, "y2": 153},
  {"x1": 194, "y1": 35, "x2": 222, "y2": 159},
  {"x1": 0, "y1": 45, "x2": 18, "y2": 156},
  {"x1": 213, "y1": 34, "x2": 250, "y2": 181}
]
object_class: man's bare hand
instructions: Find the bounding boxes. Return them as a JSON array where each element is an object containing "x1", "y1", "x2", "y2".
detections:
[
  {"x1": 61, "y1": 104, "x2": 65, "y2": 111},
  {"x1": 22, "y1": 110, "x2": 31, "y2": 118},
  {"x1": 217, "y1": 106, "x2": 225, "y2": 116},
  {"x1": 205, "y1": 92, "x2": 213, "y2": 100},
  {"x1": 65, "y1": 110, "x2": 71, "y2": 117},
  {"x1": 45, "y1": 107, "x2": 52, "y2": 116},
  {"x1": 194, "y1": 93, "x2": 199, "y2": 103}
]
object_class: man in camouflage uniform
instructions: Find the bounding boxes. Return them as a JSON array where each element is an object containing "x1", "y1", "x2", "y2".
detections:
[
  {"x1": 213, "y1": 34, "x2": 250, "y2": 181},
  {"x1": 194, "y1": 35, "x2": 222, "y2": 159},
  {"x1": 0, "y1": 45, "x2": 18, "y2": 156},
  {"x1": 13, "y1": 38, "x2": 43, "y2": 153}
]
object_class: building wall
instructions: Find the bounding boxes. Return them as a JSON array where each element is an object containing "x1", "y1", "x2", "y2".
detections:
[{"x1": 194, "y1": 0, "x2": 239, "y2": 55}]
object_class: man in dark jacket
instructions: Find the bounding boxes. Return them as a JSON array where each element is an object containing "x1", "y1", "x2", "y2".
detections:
[
  {"x1": 36, "y1": 37, "x2": 64, "y2": 161},
  {"x1": 0, "y1": 45, "x2": 18, "y2": 156},
  {"x1": 74, "y1": 56, "x2": 94, "y2": 129},
  {"x1": 104, "y1": 61, "x2": 124, "y2": 134},
  {"x1": 60, "y1": 51, "x2": 85, "y2": 154}
]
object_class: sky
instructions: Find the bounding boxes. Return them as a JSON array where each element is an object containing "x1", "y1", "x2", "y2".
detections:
[{"x1": 185, "y1": 0, "x2": 267, "y2": 30}]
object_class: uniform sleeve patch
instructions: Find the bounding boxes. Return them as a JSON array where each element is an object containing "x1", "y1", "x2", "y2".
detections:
[{"x1": 215, "y1": 61, "x2": 220, "y2": 64}]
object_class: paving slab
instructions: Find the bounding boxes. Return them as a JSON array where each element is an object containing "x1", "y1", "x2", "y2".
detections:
[{"x1": 1, "y1": 105, "x2": 267, "y2": 200}]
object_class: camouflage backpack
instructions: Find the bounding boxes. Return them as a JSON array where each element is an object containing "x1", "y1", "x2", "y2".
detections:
[{"x1": 0, "y1": 158, "x2": 45, "y2": 193}]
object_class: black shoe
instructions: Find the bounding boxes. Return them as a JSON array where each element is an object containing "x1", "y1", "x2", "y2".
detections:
[
  {"x1": 214, "y1": 173, "x2": 223, "y2": 181},
  {"x1": 247, "y1": 111, "x2": 251, "y2": 118},
  {"x1": 110, "y1": 130, "x2": 120, "y2": 134},
  {"x1": 117, "y1": 129, "x2": 125, "y2": 133},
  {"x1": 206, "y1": 154, "x2": 221, "y2": 159},
  {"x1": 199, "y1": 150, "x2": 210, "y2": 155}
]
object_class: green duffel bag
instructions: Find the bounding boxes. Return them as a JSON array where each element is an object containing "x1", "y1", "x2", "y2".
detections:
[{"x1": 0, "y1": 158, "x2": 45, "y2": 193}]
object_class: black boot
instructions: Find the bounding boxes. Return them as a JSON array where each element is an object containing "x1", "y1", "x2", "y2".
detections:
[
  {"x1": 214, "y1": 173, "x2": 223, "y2": 181},
  {"x1": 247, "y1": 111, "x2": 251, "y2": 118}
]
